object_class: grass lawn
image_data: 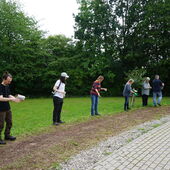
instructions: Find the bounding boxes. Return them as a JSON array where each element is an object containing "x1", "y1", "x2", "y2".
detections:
[{"x1": 9, "y1": 97, "x2": 170, "y2": 137}]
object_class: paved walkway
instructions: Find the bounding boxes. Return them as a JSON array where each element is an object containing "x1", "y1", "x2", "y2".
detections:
[{"x1": 89, "y1": 121, "x2": 170, "y2": 170}]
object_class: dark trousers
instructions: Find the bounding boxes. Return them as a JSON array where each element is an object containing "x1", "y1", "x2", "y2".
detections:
[
  {"x1": 0, "y1": 110, "x2": 12, "y2": 139},
  {"x1": 142, "y1": 95, "x2": 148, "y2": 106},
  {"x1": 53, "y1": 96, "x2": 63, "y2": 123},
  {"x1": 124, "y1": 96, "x2": 130, "y2": 111}
]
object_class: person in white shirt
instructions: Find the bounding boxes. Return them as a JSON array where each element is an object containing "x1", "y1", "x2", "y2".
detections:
[
  {"x1": 141, "y1": 77, "x2": 152, "y2": 106},
  {"x1": 52, "y1": 72, "x2": 69, "y2": 125}
]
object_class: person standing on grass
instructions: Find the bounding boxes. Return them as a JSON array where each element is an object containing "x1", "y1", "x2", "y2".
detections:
[
  {"x1": 90, "y1": 76, "x2": 107, "y2": 116},
  {"x1": 0, "y1": 72, "x2": 20, "y2": 145},
  {"x1": 152, "y1": 75, "x2": 164, "y2": 107},
  {"x1": 52, "y1": 72, "x2": 69, "y2": 126},
  {"x1": 141, "y1": 77, "x2": 152, "y2": 106},
  {"x1": 123, "y1": 79, "x2": 134, "y2": 111}
]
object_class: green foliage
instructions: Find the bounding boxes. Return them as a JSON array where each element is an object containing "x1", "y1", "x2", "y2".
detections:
[
  {"x1": 0, "y1": 0, "x2": 170, "y2": 96},
  {"x1": 125, "y1": 67, "x2": 147, "y2": 88},
  {"x1": 0, "y1": 0, "x2": 44, "y2": 95},
  {"x1": 74, "y1": 0, "x2": 118, "y2": 77}
]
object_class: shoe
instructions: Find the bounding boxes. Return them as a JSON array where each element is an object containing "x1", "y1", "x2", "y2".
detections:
[
  {"x1": 95, "y1": 113, "x2": 100, "y2": 116},
  {"x1": 0, "y1": 139, "x2": 6, "y2": 144},
  {"x1": 158, "y1": 104, "x2": 161, "y2": 106},
  {"x1": 91, "y1": 114, "x2": 94, "y2": 116},
  {"x1": 58, "y1": 121, "x2": 65, "y2": 124},
  {"x1": 5, "y1": 135, "x2": 16, "y2": 141},
  {"x1": 53, "y1": 122, "x2": 59, "y2": 126}
]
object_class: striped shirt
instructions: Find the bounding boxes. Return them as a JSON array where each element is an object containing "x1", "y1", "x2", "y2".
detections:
[{"x1": 90, "y1": 81, "x2": 101, "y2": 96}]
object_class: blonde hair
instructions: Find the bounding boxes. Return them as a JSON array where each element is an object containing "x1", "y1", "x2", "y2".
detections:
[
  {"x1": 97, "y1": 75, "x2": 104, "y2": 81},
  {"x1": 128, "y1": 79, "x2": 134, "y2": 83},
  {"x1": 145, "y1": 77, "x2": 150, "y2": 81}
]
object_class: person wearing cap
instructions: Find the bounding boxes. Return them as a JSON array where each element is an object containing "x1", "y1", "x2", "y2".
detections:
[
  {"x1": 52, "y1": 72, "x2": 69, "y2": 125},
  {"x1": 152, "y1": 75, "x2": 164, "y2": 107},
  {"x1": 0, "y1": 72, "x2": 20, "y2": 145},
  {"x1": 90, "y1": 76, "x2": 107, "y2": 116},
  {"x1": 123, "y1": 79, "x2": 134, "y2": 111},
  {"x1": 141, "y1": 77, "x2": 152, "y2": 106}
]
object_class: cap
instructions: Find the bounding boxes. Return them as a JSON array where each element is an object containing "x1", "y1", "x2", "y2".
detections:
[{"x1": 61, "y1": 72, "x2": 69, "y2": 78}]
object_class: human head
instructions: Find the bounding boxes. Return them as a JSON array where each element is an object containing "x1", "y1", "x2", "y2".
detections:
[
  {"x1": 97, "y1": 75, "x2": 104, "y2": 82},
  {"x1": 61, "y1": 72, "x2": 69, "y2": 78},
  {"x1": 128, "y1": 79, "x2": 134, "y2": 84},
  {"x1": 60, "y1": 72, "x2": 69, "y2": 83},
  {"x1": 145, "y1": 77, "x2": 150, "y2": 82},
  {"x1": 2, "y1": 72, "x2": 12, "y2": 85},
  {"x1": 155, "y1": 75, "x2": 159, "y2": 79}
]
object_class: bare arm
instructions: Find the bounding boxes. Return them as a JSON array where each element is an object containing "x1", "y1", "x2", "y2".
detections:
[
  {"x1": 95, "y1": 89, "x2": 100, "y2": 96},
  {"x1": 101, "y1": 88, "x2": 107, "y2": 91},
  {"x1": 0, "y1": 95, "x2": 13, "y2": 102},
  {"x1": 0, "y1": 95, "x2": 20, "y2": 102}
]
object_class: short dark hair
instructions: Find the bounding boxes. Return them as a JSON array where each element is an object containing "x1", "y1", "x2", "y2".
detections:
[{"x1": 2, "y1": 72, "x2": 12, "y2": 80}]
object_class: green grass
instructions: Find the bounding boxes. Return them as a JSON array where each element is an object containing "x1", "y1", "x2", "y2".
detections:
[{"x1": 7, "y1": 97, "x2": 170, "y2": 137}]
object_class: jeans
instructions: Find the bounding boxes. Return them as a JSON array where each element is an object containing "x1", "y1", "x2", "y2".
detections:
[
  {"x1": 153, "y1": 92, "x2": 162, "y2": 106},
  {"x1": 91, "y1": 94, "x2": 99, "y2": 115},
  {"x1": 53, "y1": 96, "x2": 63, "y2": 123},
  {"x1": 124, "y1": 96, "x2": 130, "y2": 111},
  {"x1": 0, "y1": 110, "x2": 12, "y2": 138}
]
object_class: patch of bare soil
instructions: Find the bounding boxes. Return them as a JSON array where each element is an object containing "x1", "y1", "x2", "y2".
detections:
[{"x1": 0, "y1": 106, "x2": 170, "y2": 170}]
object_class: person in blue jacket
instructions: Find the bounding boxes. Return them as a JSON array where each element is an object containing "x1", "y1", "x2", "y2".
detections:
[{"x1": 152, "y1": 75, "x2": 164, "y2": 106}]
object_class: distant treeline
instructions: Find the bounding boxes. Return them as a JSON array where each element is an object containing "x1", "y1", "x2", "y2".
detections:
[{"x1": 0, "y1": 0, "x2": 169, "y2": 97}]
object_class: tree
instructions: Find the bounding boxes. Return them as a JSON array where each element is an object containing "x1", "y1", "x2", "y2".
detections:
[
  {"x1": 0, "y1": 0, "x2": 44, "y2": 95},
  {"x1": 74, "y1": 0, "x2": 118, "y2": 76}
]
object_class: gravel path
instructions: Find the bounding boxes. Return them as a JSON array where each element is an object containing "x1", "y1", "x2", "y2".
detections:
[{"x1": 60, "y1": 115, "x2": 170, "y2": 170}]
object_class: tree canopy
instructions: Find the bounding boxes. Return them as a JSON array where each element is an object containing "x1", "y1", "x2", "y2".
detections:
[{"x1": 0, "y1": 0, "x2": 169, "y2": 96}]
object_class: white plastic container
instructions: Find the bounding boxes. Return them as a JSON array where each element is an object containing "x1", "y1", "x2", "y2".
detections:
[{"x1": 16, "y1": 94, "x2": 25, "y2": 101}]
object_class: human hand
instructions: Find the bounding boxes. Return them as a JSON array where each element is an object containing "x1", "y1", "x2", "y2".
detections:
[{"x1": 11, "y1": 98, "x2": 21, "y2": 103}]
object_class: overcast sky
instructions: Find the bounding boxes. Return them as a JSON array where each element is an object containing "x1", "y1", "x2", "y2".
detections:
[{"x1": 17, "y1": 0, "x2": 79, "y2": 38}]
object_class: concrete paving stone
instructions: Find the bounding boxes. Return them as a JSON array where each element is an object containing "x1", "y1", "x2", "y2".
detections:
[
  {"x1": 140, "y1": 165, "x2": 150, "y2": 170},
  {"x1": 93, "y1": 165, "x2": 103, "y2": 170},
  {"x1": 164, "y1": 164, "x2": 170, "y2": 170},
  {"x1": 126, "y1": 163, "x2": 136, "y2": 169},
  {"x1": 131, "y1": 167, "x2": 141, "y2": 170},
  {"x1": 89, "y1": 122, "x2": 170, "y2": 170},
  {"x1": 154, "y1": 166, "x2": 166, "y2": 170},
  {"x1": 148, "y1": 163, "x2": 159, "y2": 169},
  {"x1": 146, "y1": 168, "x2": 154, "y2": 170}
]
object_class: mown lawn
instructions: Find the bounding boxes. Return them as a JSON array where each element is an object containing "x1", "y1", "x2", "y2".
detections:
[{"x1": 9, "y1": 97, "x2": 170, "y2": 137}]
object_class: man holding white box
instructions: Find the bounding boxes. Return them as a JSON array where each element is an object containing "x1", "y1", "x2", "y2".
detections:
[{"x1": 0, "y1": 72, "x2": 20, "y2": 144}]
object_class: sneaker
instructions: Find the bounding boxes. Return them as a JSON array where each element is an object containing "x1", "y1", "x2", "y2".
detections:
[
  {"x1": 158, "y1": 103, "x2": 161, "y2": 106},
  {"x1": 5, "y1": 135, "x2": 16, "y2": 141},
  {"x1": 95, "y1": 113, "x2": 101, "y2": 116},
  {"x1": 0, "y1": 140, "x2": 6, "y2": 144}
]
